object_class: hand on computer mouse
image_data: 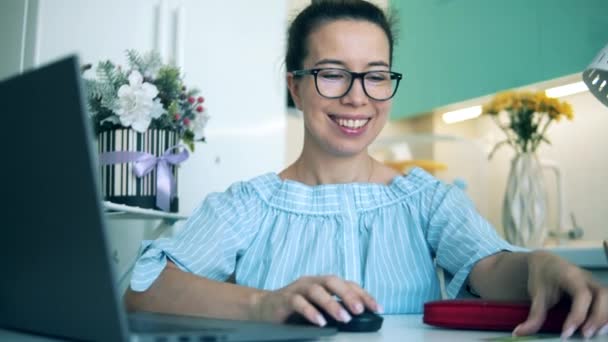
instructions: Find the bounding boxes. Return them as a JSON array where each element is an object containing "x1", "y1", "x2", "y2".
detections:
[
  {"x1": 251, "y1": 275, "x2": 381, "y2": 326},
  {"x1": 285, "y1": 300, "x2": 383, "y2": 332}
]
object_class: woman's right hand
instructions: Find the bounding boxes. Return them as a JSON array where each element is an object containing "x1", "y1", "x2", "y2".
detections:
[{"x1": 248, "y1": 275, "x2": 382, "y2": 326}]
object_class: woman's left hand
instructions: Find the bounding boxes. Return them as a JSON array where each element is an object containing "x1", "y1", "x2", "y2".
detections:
[{"x1": 513, "y1": 251, "x2": 608, "y2": 339}]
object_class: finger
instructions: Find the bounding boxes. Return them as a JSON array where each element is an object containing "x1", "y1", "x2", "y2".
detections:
[
  {"x1": 306, "y1": 283, "x2": 352, "y2": 323},
  {"x1": 346, "y1": 280, "x2": 382, "y2": 314},
  {"x1": 290, "y1": 294, "x2": 326, "y2": 327},
  {"x1": 561, "y1": 281, "x2": 592, "y2": 339},
  {"x1": 513, "y1": 295, "x2": 548, "y2": 336},
  {"x1": 580, "y1": 284, "x2": 608, "y2": 339},
  {"x1": 321, "y1": 276, "x2": 365, "y2": 314}
]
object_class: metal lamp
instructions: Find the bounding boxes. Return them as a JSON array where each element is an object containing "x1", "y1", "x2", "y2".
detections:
[
  {"x1": 583, "y1": 43, "x2": 608, "y2": 107},
  {"x1": 584, "y1": 46, "x2": 608, "y2": 260}
]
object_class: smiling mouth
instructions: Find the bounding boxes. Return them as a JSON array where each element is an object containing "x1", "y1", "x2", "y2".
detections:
[{"x1": 328, "y1": 115, "x2": 371, "y2": 129}]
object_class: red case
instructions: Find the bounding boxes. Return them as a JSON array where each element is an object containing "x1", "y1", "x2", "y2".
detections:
[{"x1": 423, "y1": 299, "x2": 570, "y2": 333}]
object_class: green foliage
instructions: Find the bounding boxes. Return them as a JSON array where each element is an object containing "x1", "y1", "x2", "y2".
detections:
[
  {"x1": 182, "y1": 130, "x2": 195, "y2": 152},
  {"x1": 155, "y1": 66, "x2": 186, "y2": 106},
  {"x1": 126, "y1": 50, "x2": 161, "y2": 77},
  {"x1": 82, "y1": 50, "x2": 209, "y2": 152}
]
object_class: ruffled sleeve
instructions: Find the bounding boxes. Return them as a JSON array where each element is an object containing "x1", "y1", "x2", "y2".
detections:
[
  {"x1": 129, "y1": 181, "x2": 263, "y2": 292},
  {"x1": 424, "y1": 181, "x2": 525, "y2": 298}
]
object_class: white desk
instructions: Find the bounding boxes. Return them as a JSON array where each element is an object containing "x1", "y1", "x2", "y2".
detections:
[
  {"x1": 324, "y1": 315, "x2": 608, "y2": 341},
  {"x1": 1, "y1": 315, "x2": 607, "y2": 341}
]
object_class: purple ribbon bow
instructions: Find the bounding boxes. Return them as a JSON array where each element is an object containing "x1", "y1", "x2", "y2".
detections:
[{"x1": 99, "y1": 145, "x2": 189, "y2": 212}]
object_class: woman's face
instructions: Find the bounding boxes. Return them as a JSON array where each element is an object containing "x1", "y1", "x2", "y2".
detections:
[{"x1": 289, "y1": 19, "x2": 392, "y2": 158}]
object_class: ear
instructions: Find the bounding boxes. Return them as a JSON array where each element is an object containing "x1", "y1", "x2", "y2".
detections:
[{"x1": 287, "y1": 72, "x2": 303, "y2": 110}]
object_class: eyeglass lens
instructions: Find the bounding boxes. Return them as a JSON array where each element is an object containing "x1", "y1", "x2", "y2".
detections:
[{"x1": 315, "y1": 69, "x2": 397, "y2": 100}]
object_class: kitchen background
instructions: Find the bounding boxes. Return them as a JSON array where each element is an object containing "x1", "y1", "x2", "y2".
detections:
[
  {"x1": 1, "y1": 0, "x2": 607, "y2": 291},
  {"x1": 287, "y1": 0, "x2": 608, "y2": 242}
]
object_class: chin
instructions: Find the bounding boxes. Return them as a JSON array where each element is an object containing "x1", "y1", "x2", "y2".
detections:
[{"x1": 325, "y1": 141, "x2": 371, "y2": 157}]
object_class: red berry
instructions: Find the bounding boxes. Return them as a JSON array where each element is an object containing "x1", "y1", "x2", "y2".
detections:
[
  {"x1": 184, "y1": 118, "x2": 191, "y2": 125},
  {"x1": 174, "y1": 113, "x2": 181, "y2": 120},
  {"x1": 187, "y1": 96, "x2": 195, "y2": 104},
  {"x1": 196, "y1": 105, "x2": 204, "y2": 112},
  {"x1": 197, "y1": 96, "x2": 204, "y2": 103}
]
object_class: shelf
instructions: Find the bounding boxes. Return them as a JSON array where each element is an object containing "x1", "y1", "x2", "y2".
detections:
[
  {"x1": 102, "y1": 201, "x2": 188, "y2": 287},
  {"x1": 103, "y1": 201, "x2": 187, "y2": 224}
]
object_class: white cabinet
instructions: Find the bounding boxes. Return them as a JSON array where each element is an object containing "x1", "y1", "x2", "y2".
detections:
[
  {"x1": 167, "y1": 0, "x2": 288, "y2": 214},
  {"x1": 33, "y1": 0, "x2": 160, "y2": 68}
]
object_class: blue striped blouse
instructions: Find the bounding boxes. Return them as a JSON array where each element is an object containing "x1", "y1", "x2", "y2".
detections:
[{"x1": 130, "y1": 168, "x2": 520, "y2": 314}]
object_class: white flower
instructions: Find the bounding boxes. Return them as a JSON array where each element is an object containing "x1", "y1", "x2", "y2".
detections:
[
  {"x1": 190, "y1": 109, "x2": 210, "y2": 140},
  {"x1": 150, "y1": 98, "x2": 164, "y2": 119},
  {"x1": 115, "y1": 70, "x2": 164, "y2": 133}
]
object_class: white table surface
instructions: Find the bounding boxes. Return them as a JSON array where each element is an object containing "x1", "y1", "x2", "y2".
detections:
[
  {"x1": 1, "y1": 315, "x2": 607, "y2": 341},
  {"x1": 322, "y1": 315, "x2": 608, "y2": 341}
]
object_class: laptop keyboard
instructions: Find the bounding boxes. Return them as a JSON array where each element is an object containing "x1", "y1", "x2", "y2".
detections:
[
  {"x1": 126, "y1": 311, "x2": 335, "y2": 341},
  {"x1": 152, "y1": 337, "x2": 223, "y2": 342}
]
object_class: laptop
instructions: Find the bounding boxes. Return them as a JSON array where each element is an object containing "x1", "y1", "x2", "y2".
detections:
[{"x1": 0, "y1": 56, "x2": 336, "y2": 341}]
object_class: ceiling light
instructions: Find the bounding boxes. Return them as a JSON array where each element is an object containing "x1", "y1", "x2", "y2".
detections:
[
  {"x1": 442, "y1": 105, "x2": 482, "y2": 124},
  {"x1": 545, "y1": 82, "x2": 588, "y2": 98}
]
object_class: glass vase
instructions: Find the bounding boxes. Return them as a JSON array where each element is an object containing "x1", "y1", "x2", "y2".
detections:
[{"x1": 502, "y1": 152, "x2": 548, "y2": 248}]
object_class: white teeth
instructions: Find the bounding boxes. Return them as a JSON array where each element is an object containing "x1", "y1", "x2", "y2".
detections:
[{"x1": 336, "y1": 118, "x2": 369, "y2": 129}]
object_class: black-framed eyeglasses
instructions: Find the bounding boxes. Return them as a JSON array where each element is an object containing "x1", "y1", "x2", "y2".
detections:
[{"x1": 291, "y1": 68, "x2": 403, "y2": 101}]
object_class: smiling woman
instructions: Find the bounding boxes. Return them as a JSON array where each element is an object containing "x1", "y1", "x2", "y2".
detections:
[
  {"x1": 124, "y1": 1, "x2": 608, "y2": 339},
  {"x1": 284, "y1": 18, "x2": 396, "y2": 166}
]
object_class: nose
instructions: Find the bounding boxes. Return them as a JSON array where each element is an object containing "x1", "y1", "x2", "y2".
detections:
[{"x1": 340, "y1": 77, "x2": 368, "y2": 107}]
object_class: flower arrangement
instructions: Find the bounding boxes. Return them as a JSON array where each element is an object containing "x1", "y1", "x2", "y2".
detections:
[
  {"x1": 83, "y1": 50, "x2": 209, "y2": 151},
  {"x1": 482, "y1": 90, "x2": 573, "y2": 158}
]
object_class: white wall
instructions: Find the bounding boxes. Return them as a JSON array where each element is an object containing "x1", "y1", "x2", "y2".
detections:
[
  {"x1": 433, "y1": 90, "x2": 608, "y2": 241},
  {"x1": 536, "y1": 91, "x2": 608, "y2": 241}
]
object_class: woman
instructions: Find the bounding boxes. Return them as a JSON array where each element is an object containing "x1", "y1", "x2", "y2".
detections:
[{"x1": 125, "y1": 1, "x2": 608, "y2": 338}]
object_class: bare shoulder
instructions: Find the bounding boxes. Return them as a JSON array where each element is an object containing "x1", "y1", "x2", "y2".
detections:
[{"x1": 278, "y1": 164, "x2": 296, "y2": 181}]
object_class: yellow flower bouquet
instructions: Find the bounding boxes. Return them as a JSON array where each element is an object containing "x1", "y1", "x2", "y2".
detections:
[
  {"x1": 483, "y1": 90, "x2": 574, "y2": 247},
  {"x1": 482, "y1": 90, "x2": 573, "y2": 158}
]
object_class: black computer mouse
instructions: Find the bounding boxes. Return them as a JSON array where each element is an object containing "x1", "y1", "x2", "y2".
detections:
[{"x1": 285, "y1": 300, "x2": 383, "y2": 332}]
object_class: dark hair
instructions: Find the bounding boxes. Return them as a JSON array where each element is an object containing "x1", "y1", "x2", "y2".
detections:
[{"x1": 286, "y1": 0, "x2": 398, "y2": 72}]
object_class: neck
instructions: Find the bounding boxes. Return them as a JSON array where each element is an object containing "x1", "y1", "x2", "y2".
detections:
[{"x1": 292, "y1": 144, "x2": 375, "y2": 186}]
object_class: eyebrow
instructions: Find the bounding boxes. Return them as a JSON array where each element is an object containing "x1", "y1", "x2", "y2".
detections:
[{"x1": 313, "y1": 59, "x2": 389, "y2": 68}]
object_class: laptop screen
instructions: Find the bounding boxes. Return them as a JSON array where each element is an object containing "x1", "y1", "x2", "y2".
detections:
[{"x1": 0, "y1": 56, "x2": 129, "y2": 341}]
